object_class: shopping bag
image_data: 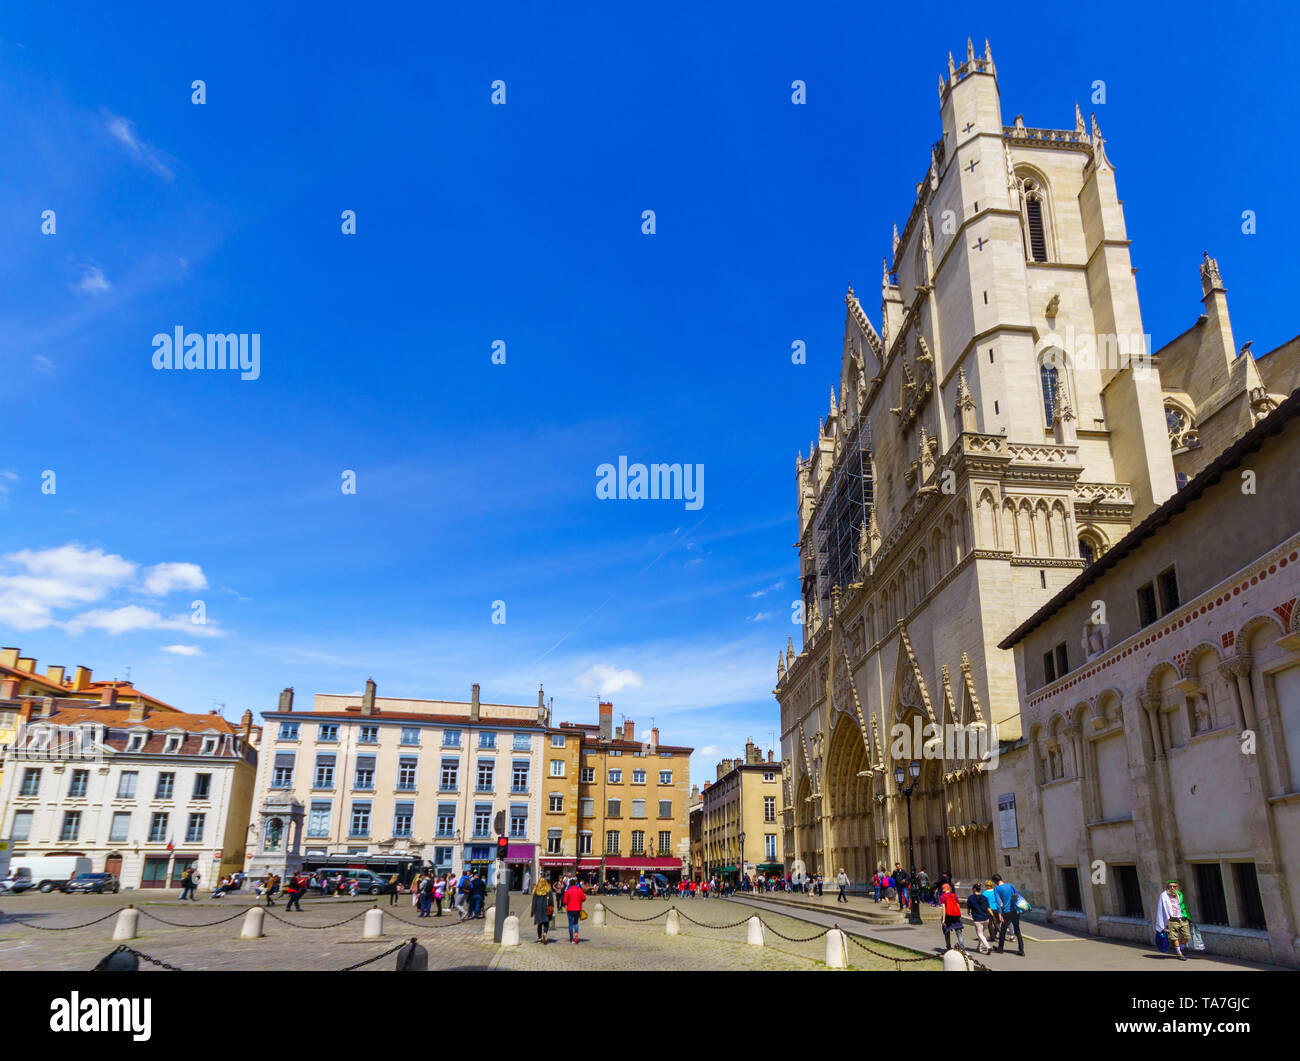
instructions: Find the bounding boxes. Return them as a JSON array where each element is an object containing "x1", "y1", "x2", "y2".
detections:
[
  {"x1": 1190, "y1": 924, "x2": 1206, "y2": 951},
  {"x1": 580, "y1": 908, "x2": 589, "y2": 920},
  {"x1": 1014, "y1": 894, "x2": 1032, "y2": 915},
  {"x1": 1155, "y1": 930, "x2": 1170, "y2": 952}
]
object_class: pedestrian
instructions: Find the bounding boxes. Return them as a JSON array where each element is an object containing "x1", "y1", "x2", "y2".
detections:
[
  {"x1": 389, "y1": 874, "x2": 400, "y2": 906},
  {"x1": 471, "y1": 872, "x2": 487, "y2": 918},
  {"x1": 991, "y1": 874, "x2": 1026, "y2": 956},
  {"x1": 939, "y1": 882, "x2": 965, "y2": 952},
  {"x1": 966, "y1": 882, "x2": 993, "y2": 954},
  {"x1": 178, "y1": 867, "x2": 192, "y2": 901},
  {"x1": 982, "y1": 878, "x2": 1003, "y2": 941},
  {"x1": 455, "y1": 871, "x2": 471, "y2": 919},
  {"x1": 284, "y1": 871, "x2": 305, "y2": 912},
  {"x1": 522, "y1": 869, "x2": 532, "y2": 894},
  {"x1": 530, "y1": 877, "x2": 554, "y2": 943},
  {"x1": 418, "y1": 873, "x2": 434, "y2": 917},
  {"x1": 836, "y1": 867, "x2": 850, "y2": 904},
  {"x1": 918, "y1": 868, "x2": 931, "y2": 904},
  {"x1": 1154, "y1": 879, "x2": 1193, "y2": 961},
  {"x1": 893, "y1": 863, "x2": 909, "y2": 911},
  {"x1": 264, "y1": 873, "x2": 279, "y2": 907},
  {"x1": 189, "y1": 868, "x2": 200, "y2": 900},
  {"x1": 562, "y1": 876, "x2": 586, "y2": 943},
  {"x1": 433, "y1": 875, "x2": 445, "y2": 916}
]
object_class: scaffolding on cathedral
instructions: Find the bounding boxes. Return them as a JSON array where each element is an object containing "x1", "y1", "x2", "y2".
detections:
[{"x1": 811, "y1": 420, "x2": 874, "y2": 617}]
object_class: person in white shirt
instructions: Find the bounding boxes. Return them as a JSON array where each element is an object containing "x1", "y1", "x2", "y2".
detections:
[{"x1": 1154, "y1": 879, "x2": 1192, "y2": 960}]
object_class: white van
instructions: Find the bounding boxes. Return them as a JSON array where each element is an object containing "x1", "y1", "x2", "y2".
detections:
[{"x1": 12, "y1": 856, "x2": 93, "y2": 892}]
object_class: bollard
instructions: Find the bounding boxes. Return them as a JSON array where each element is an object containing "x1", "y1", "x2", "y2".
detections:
[
  {"x1": 665, "y1": 908, "x2": 680, "y2": 936},
  {"x1": 240, "y1": 907, "x2": 265, "y2": 939},
  {"x1": 825, "y1": 927, "x2": 848, "y2": 969},
  {"x1": 93, "y1": 946, "x2": 139, "y2": 971},
  {"x1": 483, "y1": 907, "x2": 495, "y2": 936},
  {"x1": 362, "y1": 907, "x2": 384, "y2": 939},
  {"x1": 396, "y1": 939, "x2": 428, "y2": 971},
  {"x1": 943, "y1": 948, "x2": 970, "y2": 972},
  {"x1": 747, "y1": 915, "x2": 765, "y2": 947},
  {"x1": 591, "y1": 902, "x2": 606, "y2": 927},
  {"x1": 112, "y1": 906, "x2": 139, "y2": 941},
  {"x1": 501, "y1": 915, "x2": 520, "y2": 947}
]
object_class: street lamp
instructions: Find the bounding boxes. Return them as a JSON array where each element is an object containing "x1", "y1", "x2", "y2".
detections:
[
  {"x1": 893, "y1": 760, "x2": 923, "y2": 926},
  {"x1": 738, "y1": 831, "x2": 745, "y2": 889}
]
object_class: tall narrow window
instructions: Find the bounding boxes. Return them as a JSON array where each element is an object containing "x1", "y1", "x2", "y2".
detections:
[
  {"x1": 1025, "y1": 197, "x2": 1047, "y2": 261},
  {"x1": 1040, "y1": 364, "x2": 1059, "y2": 426}
]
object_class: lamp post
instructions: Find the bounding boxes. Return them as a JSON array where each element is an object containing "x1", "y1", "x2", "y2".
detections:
[
  {"x1": 738, "y1": 831, "x2": 745, "y2": 891},
  {"x1": 893, "y1": 760, "x2": 924, "y2": 926}
]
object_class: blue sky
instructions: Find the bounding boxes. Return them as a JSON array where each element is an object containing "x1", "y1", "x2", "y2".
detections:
[{"x1": 2, "y1": 3, "x2": 1297, "y2": 783}]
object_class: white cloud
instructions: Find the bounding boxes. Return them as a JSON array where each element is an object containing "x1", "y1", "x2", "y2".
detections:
[
  {"x1": 160, "y1": 644, "x2": 202, "y2": 657},
  {"x1": 700, "y1": 745, "x2": 721, "y2": 757},
  {"x1": 574, "y1": 663, "x2": 644, "y2": 697},
  {"x1": 31, "y1": 355, "x2": 55, "y2": 375},
  {"x1": 748, "y1": 581, "x2": 785, "y2": 599},
  {"x1": 142, "y1": 562, "x2": 207, "y2": 595},
  {"x1": 105, "y1": 113, "x2": 175, "y2": 180},
  {"x1": 0, "y1": 545, "x2": 137, "y2": 629},
  {"x1": 749, "y1": 611, "x2": 774, "y2": 622},
  {"x1": 65, "y1": 605, "x2": 224, "y2": 638},
  {"x1": 76, "y1": 265, "x2": 110, "y2": 294},
  {"x1": 0, "y1": 470, "x2": 17, "y2": 499}
]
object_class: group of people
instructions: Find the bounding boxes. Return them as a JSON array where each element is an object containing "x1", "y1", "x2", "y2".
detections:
[
  {"x1": 527, "y1": 876, "x2": 588, "y2": 943},
  {"x1": 404, "y1": 870, "x2": 490, "y2": 919}
]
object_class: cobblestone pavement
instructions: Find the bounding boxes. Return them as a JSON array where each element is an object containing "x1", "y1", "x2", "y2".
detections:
[{"x1": 0, "y1": 889, "x2": 938, "y2": 972}]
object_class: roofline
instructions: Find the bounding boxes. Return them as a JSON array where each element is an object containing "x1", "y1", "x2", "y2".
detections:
[{"x1": 999, "y1": 389, "x2": 1300, "y2": 649}]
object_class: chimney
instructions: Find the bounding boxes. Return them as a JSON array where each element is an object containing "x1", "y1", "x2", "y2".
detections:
[
  {"x1": 0, "y1": 647, "x2": 18, "y2": 669},
  {"x1": 768, "y1": 748, "x2": 774, "y2": 763},
  {"x1": 241, "y1": 709, "x2": 253, "y2": 743},
  {"x1": 746, "y1": 738, "x2": 763, "y2": 765},
  {"x1": 598, "y1": 700, "x2": 613, "y2": 740},
  {"x1": 470, "y1": 683, "x2": 480, "y2": 723},
  {"x1": 650, "y1": 726, "x2": 659, "y2": 750},
  {"x1": 101, "y1": 684, "x2": 118, "y2": 706},
  {"x1": 73, "y1": 666, "x2": 92, "y2": 691},
  {"x1": 624, "y1": 719, "x2": 635, "y2": 742},
  {"x1": 0, "y1": 678, "x2": 18, "y2": 700},
  {"x1": 45, "y1": 665, "x2": 66, "y2": 686},
  {"x1": 361, "y1": 678, "x2": 376, "y2": 716},
  {"x1": 690, "y1": 784, "x2": 699, "y2": 803},
  {"x1": 15, "y1": 657, "x2": 35, "y2": 674},
  {"x1": 127, "y1": 692, "x2": 148, "y2": 722},
  {"x1": 278, "y1": 687, "x2": 294, "y2": 712}
]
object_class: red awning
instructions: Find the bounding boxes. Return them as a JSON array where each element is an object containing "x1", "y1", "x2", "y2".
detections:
[
  {"x1": 577, "y1": 858, "x2": 603, "y2": 868},
  {"x1": 603, "y1": 857, "x2": 681, "y2": 870}
]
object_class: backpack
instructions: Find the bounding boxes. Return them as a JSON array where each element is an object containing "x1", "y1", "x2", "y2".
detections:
[{"x1": 942, "y1": 891, "x2": 961, "y2": 917}]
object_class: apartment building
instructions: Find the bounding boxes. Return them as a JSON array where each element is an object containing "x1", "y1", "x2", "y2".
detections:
[
  {"x1": 250, "y1": 681, "x2": 548, "y2": 886},
  {"x1": 700, "y1": 740, "x2": 785, "y2": 883}
]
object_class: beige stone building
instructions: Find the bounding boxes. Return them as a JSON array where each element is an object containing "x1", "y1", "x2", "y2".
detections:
[
  {"x1": 699, "y1": 741, "x2": 785, "y2": 882},
  {"x1": 774, "y1": 39, "x2": 1298, "y2": 908},
  {"x1": 997, "y1": 394, "x2": 1300, "y2": 966},
  {"x1": 539, "y1": 721, "x2": 581, "y2": 878}
]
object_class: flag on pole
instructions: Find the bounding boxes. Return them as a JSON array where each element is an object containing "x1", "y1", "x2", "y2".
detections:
[{"x1": 166, "y1": 837, "x2": 174, "y2": 852}]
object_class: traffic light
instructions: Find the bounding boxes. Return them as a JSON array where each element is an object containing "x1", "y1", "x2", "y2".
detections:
[{"x1": 496, "y1": 836, "x2": 509, "y2": 860}]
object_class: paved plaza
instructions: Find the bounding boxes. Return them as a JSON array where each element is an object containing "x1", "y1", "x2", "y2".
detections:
[{"x1": 0, "y1": 889, "x2": 937, "y2": 972}]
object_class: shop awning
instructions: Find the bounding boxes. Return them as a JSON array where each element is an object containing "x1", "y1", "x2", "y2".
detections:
[
  {"x1": 603, "y1": 857, "x2": 681, "y2": 870},
  {"x1": 577, "y1": 858, "x2": 603, "y2": 868},
  {"x1": 713, "y1": 866, "x2": 738, "y2": 874},
  {"x1": 539, "y1": 857, "x2": 576, "y2": 867},
  {"x1": 757, "y1": 863, "x2": 785, "y2": 872},
  {"x1": 505, "y1": 844, "x2": 535, "y2": 860}
]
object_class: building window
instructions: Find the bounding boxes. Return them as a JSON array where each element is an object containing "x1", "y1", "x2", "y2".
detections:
[
  {"x1": 59, "y1": 811, "x2": 81, "y2": 842},
  {"x1": 400, "y1": 727, "x2": 420, "y2": 746},
  {"x1": 609, "y1": 749, "x2": 622, "y2": 757},
  {"x1": 318, "y1": 723, "x2": 339, "y2": 742},
  {"x1": 68, "y1": 769, "x2": 89, "y2": 798},
  {"x1": 116, "y1": 771, "x2": 136, "y2": 799},
  {"x1": 192, "y1": 774, "x2": 211, "y2": 800},
  {"x1": 631, "y1": 799, "x2": 646, "y2": 818},
  {"x1": 1157, "y1": 566, "x2": 1180, "y2": 614},
  {"x1": 148, "y1": 812, "x2": 169, "y2": 843},
  {"x1": 162, "y1": 734, "x2": 182, "y2": 754},
  {"x1": 19, "y1": 768, "x2": 41, "y2": 797},
  {"x1": 630, "y1": 830, "x2": 645, "y2": 855},
  {"x1": 278, "y1": 722, "x2": 299, "y2": 741},
  {"x1": 546, "y1": 828, "x2": 562, "y2": 854},
  {"x1": 1116, "y1": 865, "x2": 1144, "y2": 918},
  {"x1": 156, "y1": 772, "x2": 176, "y2": 800},
  {"x1": 549, "y1": 793, "x2": 564, "y2": 813},
  {"x1": 354, "y1": 755, "x2": 376, "y2": 791},
  {"x1": 1137, "y1": 582, "x2": 1159, "y2": 627},
  {"x1": 765, "y1": 834, "x2": 777, "y2": 860},
  {"x1": 632, "y1": 769, "x2": 646, "y2": 785},
  {"x1": 607, "y1": 798, "x2": 621, "y2": 818},
  {"x1": 271, "y1": 754, "x2": 294, "y2": 789},
  {"x1": 199, "y1": 737, "x2": 217, "y2": 756},
  {"x1": 478, "y1": 732, "x2": 497, "y2": 750},
  {"x1": 314, "y1": 754, "x2": 336, "y2": 789},
  {"x1": 436, "y1": 804, "x2": 456, "y2": 838},
  {"x1": 764, "y1": 771, "x2": 776, "y2": 782},
  {"x1": 513, "y1": 733, "x2": 531, "y2": 751},
  {"x1": 511, "y1": 761, "x2": 529, "y2": 793},
  {"x1": 550, "y1": 759, "x2": 565, "y2": 777},
  {"x1": 473, "y1": 805, "x2": 492, "y2": 838},
  {"x1": 578, "y1": 831, "x2": 593, "y2": 855},
  {"x1": 1166, "y1": 403, "x2": 1198, "y2": 451},
  {"x1": 1233, "y1": 863, "x2": 1267, "y2": 930},
  {"x1": 11, "y1": 809, "x2": 32, "y2": 841},
  {"x1": 1079, "y1": 538, "x2": 1095, "y2": 567},
  {"x1": 476, "y1": 761, "x2": 494, "y2": 792},
  {"x1": 605, "y1": 830, "x2": 620, "y2": 855},
  {"x1": 580, "y1": 798, "x2": 595, "y2": 818},
  {"x1": 359, "y1": 725, "x2": 379, "y2": 744},
  {"x1": 186, "y1": 813, "x2": 205, "y2": 844},
  {"x1": 126, "y1": 732, "x2": 146, "y2": 752},
  {"x1": 658, "y1": 799, "x2": 672, "y2": 818},
  {"x1": 307, "y1": 802, "x2": 331, "y2": 838},
  {"x1": 433, "y1": 846, "x2": 453, "y2": 867},
  {"x1": 764, "y1": 796, "x2": 776, "y2": 823},
  {"x1": 1193, "y1": 863, "x2": 1229, "y2": 926},
  {"x1": 659, "y1": 830, "x2": 672, "y2": 855},
  {"x1": 1043, "y1": 650, "x2": 1057, "y2": 684},
  {"x1": 509, "y1": 806, "x2": 527, "y2": 838},
  {"x1": 659, "y1": 770, "x2": 672, "y2": 785},
  {"x1": 1021, "y1": 178, "x2": 1049, "y2": 262},
  {"x1": 109, "y1": 811, "x2": 130, "y2": 843},
  {"x1": 440, "y1": 760, "x2": 459, "y2": 791},
  {"x1": 393, "y1": 802, "x2": 414, "y2": 838},
  {"x1": 1055, "y1": 643, "x2": 1069, "y2": 679},
  {"x1": 349, "y1": 802, "x2": 371, "y2": 838},
  {"x1": 1061, "y1": 866, "x2": 1082, "y2": 911},
  {"x1": 608, "y1": 769, "x2": 622, "y2": 784},
  {"x1": 580, "y1": 766, "x2": 595, "y2": 783},
  {"x1": 397, "y1": 756, "x2": 418, "y2": 791},
  {"x1": 444, "y1": 729, "x2": 462, "y2": 747},
  {"x1": 1040, "y1": 364, "x2": 1059, "y2": 426},
  {"x1": 551, "y1": 734, "x2": 565, "y2": 748}
]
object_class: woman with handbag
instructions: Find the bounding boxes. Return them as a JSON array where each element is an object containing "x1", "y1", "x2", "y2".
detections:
[
  {"x1": 562, "y1": 876, "x2": 586, "y2": 944},
  {"x1": 531, "y1": 877, "x2": 554, "y2": 943}
]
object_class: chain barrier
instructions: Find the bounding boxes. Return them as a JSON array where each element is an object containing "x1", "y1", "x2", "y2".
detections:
[
  {"x1": 262, "y1": 906, "x2": 372, "y2": 929},
  {"x1": 603, "y1": 904, "x2": 671, "y2": 923},
  {"x1": 91, "y1": 945, "x2": 185, "y2": 971},
  {"x1": 845, "y1": 930, "x2": 937, "y2": 964},
  {"x1": 139, "y1": 908, "x2": 249, "y2": 928},
  {"x1": 338, "y1": 937, "x2": 416, "y2": 971},
  {"x1": 672, "y1": 907, "x2": 754, "y2": 930},
  {"x1": 759, "y1": 919, "x2": 829, "y2": 943},
  {"x1": 6, "y1": 908, "x2": 125, "y2": 930}
]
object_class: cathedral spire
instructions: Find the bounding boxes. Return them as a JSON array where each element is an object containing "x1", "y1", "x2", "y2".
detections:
[
  {"x1": 1090, "y1": 113, "x2": 1113, "y2": 170},
  {"x1": 892, "y1": 223, "x2": 900, "y2": 258},
  {"x1": 787, "y1": 636, "x2": 796, "y2": 667},
  {"x1": 955, "y1": 367, "x2": 978, "y2": 432},
  {"x1": 966, "y1": 37, "x2": 975, "y2": 62},
  {"x1": 881, "y1": 257, "x2": 891, "y2": 289},
  {"x1": 948, "y1": 51, "x2": 956, "y2": 78},
  {"x1": 829, "y1": 386, "x2": 838, "y2": 418},
  {"x1": 984, "y1": 38, "x2": 994, "y2": 71},
  {"x1": 1075, "y1": 102, "x2": 1086, "y2": 136}
]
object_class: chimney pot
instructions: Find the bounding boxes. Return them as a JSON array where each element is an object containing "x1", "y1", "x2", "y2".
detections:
[
  {"x1": 278, "y1": 687, "x2": 294, "y2": 713},
  {"x1": 470, "y1": 683, "x2": 481, "y2": 722},
  {"x1": 73, "y1": 666, "x2": 93, "y2": 692},
  {"x1": 0, "y1": 647, "x2": 19, "y2": 669},
  {"x1": 45, "y1": 665, "x2": 66, "y2": 685},
  {"x1": 361, "y1": 678, "x2": 377, "y2": 715},
  {"x1": 15, "y1": 657, "x2": 35, "y2": 674},
  {"x1": 0, "y1": 678, "x2": 18, "y2": 700},
  {"x1": 625, "y1": 719, "x2": 635, "y2": 741},
  {"x1": 100, "y1": 684, "x2": 118, "y2": 706}
]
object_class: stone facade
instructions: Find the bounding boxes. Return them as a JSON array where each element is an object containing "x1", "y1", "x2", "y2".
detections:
[{"x1": 698, "y1": 741, "x2": 785, "y2": 880}]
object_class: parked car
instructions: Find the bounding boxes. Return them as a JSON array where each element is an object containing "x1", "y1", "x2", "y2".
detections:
[
  {"x1": 62, "y1": 872, "x2": 120, "y2": 894},
  {"x1": 11, "y1": 856, "x2": 93, "y2": 893},
  {"x1": 0, "y1": 867, "x2": 34, "y2": 894}
]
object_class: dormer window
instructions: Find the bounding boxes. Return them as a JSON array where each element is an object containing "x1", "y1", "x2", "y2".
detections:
[
  {"x1": 200, "y1": 737, "x2": 217, "y2": 756},
  {"x1": 126, "y1": 732, "x2": 146, "y2": 752},
  {"x1": 163, "y1": 734, "x2": 183, "y2": 754}
]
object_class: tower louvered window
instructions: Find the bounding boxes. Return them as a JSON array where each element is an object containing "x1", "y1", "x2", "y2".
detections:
[{"x1": 1025, "y1": 197, "x2": 1047, "y2": 261}]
